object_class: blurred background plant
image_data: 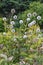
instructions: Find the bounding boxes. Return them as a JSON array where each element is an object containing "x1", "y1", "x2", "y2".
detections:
[{"x1": 0, "y1": 0, "x2": 43, "y2": 16}]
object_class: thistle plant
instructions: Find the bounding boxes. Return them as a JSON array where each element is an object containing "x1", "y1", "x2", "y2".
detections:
[{"x1": 0, "y1": 10, "x2": 43, "y2": 65}]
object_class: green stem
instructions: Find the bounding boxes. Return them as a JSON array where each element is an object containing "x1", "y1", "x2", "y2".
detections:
[{"x1": 4, "y1": 21, "x2": 7, "y2": 32}]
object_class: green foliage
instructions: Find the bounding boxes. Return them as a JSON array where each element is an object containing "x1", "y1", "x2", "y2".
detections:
[
  {"x1": 0, "y1": 0, "x2": 42, "y2": 15},
  {"x1": 18, "y1": 2, "x2": 43, "y2": 28},
  {"x1": 0, "y1": 0, "x2": 29, "y2": 15},
  {"x1": 0, "y1": 18, "x2": 4, "y2": 32},
  {"x1": 0, "y1": 24, "x2": 43, "y2": 65},
  {"x1": 30, "y1": 2, "x2": 43, "y2": 27},
  {"x1": 30, "y1": 2, "x2": 43, "y2": 16}
]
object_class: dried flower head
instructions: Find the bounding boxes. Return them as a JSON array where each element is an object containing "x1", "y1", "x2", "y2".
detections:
[
  {"x1": 13, "y1": 15, "x2": 17, "y2": 20},
  {"x1": 37, "y1": 16, "x2": 41, "y2": 20},
  {"x1": 10, "y1": 21, "x2": 15, "y2": 25},
  {"x1": 11, "y1": 29, "x2": 15, "y2": 33},
  {"x1": 23, "y1": 35, "x2": 27, "y2": 39},
  {"x1": 26, "y1": 18, "x2": 30, "y2": 22},
  {"x1": 33, "y1": 12, "x2": 37, "y2": 16},
  {"x1": 36, "y1": 28, "x2": 40, "y2": 33},
  {"x1": 19, "y1": 20, "x2": 23, "y2": 24},
  {"x1": 27, "y1": 13, "x2": 32, "y2": 18},
  {"x1": 3, "y1": 17, "x2": 7, "y2": 21},
  {"x1": 11, "y1": 9, "x2": 15, "y2": 14},
  {"x1": 3, "y1": 32, "x2": 6, "y2": 36},
  {"x1": 28, "y1": 20, "x2": 36, "y2": 27},
  {"x1": 13, "y1": 38, "x2": 17, "y2": 42},
  {"x1": 38, "y1": 34, "x2": 42, "y2": 38}
]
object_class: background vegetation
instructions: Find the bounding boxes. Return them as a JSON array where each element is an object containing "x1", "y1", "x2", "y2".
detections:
[{"x1": 0, "y1": 0, "x2": 43, "y2": 16}]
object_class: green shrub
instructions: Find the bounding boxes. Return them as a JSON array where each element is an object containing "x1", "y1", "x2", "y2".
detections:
[
  {"x1": 30, "y1": 2, "x2": 43, "y2": 27},
  {"x1": 30, "y1": 2, "x2": 43, "y2": 16},
  {"x1": 18, "y1": 2, "x2": 43, "y2": 28}
]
